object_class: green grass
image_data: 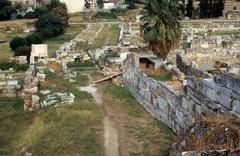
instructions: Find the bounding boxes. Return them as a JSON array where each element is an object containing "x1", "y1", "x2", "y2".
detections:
[
  {"x1": 0, "y1": 97, "x2": 34, "y2": 155},
  {"x1": 0, "y1": 31, "x2": 28, "y2": 60},
  {"x1": 0, "y1": 68, "x2": 103, "y2": 155},
  {"x1": 42, "y1": 68, "x2": 92, "y2": 100},
  {"x1": 75, "y1": 41, "x2": 89, "y2": 51},
  {"x1": 44, "y1": 34, "x2": 76, "y2": 58},
  {"x1": 90, "y1": 24, "x2": 120, "y2": 49},
  {"x1": 149, "y1": 72, "x2": 173, "y2": 81},
  {"x1": 195, "y1": 30, "x2": 240, "y2": 36},
  {"x1": 76, "y1": 73, "x2": 89, "y2": 86},
  {"x1": 44, "y1": 24, "x2": 86, "y2": 58},
  {"x1": 105, "y1": 83, "x2": 176, "y2": 155},
  {"x1": 0, "y1": 97, "x2": 103, "y2": 156},
  {"x1": 0, "y1": 61, "x2": 28, "y2": 71},
  {"x1": 17, "y1": 101, "x2": 103, "y2": 156},
  {"x1": 67, "y1": 61, "x2": 96, "y2": 68}
]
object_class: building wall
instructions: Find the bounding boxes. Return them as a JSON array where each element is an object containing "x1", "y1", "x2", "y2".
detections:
[
  {"x1": 9, "y1": 0, "x2": 50, "y2": 7},
  {"x1": 10, "y1": 0, "x2": 35, "y2": 6},
  {"x1": 60, "y1": 0, "x2": 84, "y2": 13}
]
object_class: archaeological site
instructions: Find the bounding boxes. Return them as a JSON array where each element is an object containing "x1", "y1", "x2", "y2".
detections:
[{"x1": 0, "y1": 0, "x2": 240, "y2": 156}]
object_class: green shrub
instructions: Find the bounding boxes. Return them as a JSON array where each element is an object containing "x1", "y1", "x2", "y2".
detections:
[
  {"x1": 10, "y1": 37, "x2": 27, "y2": 51},
  {"x1": 24, "y1": 11, "x2": 36, "y2": 19},
  {"x1": 35, "y1": 13, "x2": 65, "y2": 37},
  {"x1": 25, "y1": 33, "x2": 43, "y2": 45},
  {"x1": 39, "y1": 28, "x2": 55, "y2": 39},
  {"x1": 93, "y1": 11, "x2": 117, "y2": 19},
  {"x1": 15, "y1": 46, "x2": 31, "y2": 62},
  {"x1": 127, "y1": 2, "x2": 137, "y2": 10},
  {"x1": 16, "y1": 14, "x2": 23, "y2": 19},
  {"x1": 110, "y1": 8, "x2": 127, "y2": 16},
  {"x1": 35, "y1": 6, "x2": 49, "y2": 17},
  {"x1": 0, "y1": 61, "x2": 28, "y2": 71},
  {"x1": 67, "y1": 61, "x2": 95, "y2": 68}
]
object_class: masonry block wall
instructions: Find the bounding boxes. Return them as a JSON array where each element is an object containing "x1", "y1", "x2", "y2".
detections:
[
  {"x1": 123, "y1": 54, "x2": 240, "y2": 134},
  {"x1": 123, "y1": 54, "x2": 195, "y2": 133}
]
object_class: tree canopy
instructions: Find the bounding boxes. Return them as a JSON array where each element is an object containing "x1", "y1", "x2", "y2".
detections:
[
  {"x1": 141, "y1": 0, "x2": 182, "y2": 59},
  {"x1": 0, "y1": 0, "x2": 12, "y2": 20}
]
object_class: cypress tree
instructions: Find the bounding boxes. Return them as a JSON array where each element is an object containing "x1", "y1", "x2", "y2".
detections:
[{"x1": 186, "y1": 0, "x2": 194, "y2": 18}]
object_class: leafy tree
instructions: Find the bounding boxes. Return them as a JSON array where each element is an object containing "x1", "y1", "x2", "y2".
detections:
[
  {"x1": 186, "y1": 0, "x2": 194, "y2": 18},
  {"x1": 25, "y1": 33, "x2": 43, "y2": 45},
  {"x1": 39, "y1": 28, "x2": 55, "y2": 38},
  {"x1": 16, "y1": 14, "x2": 23, "y2": 19},
  {"x1": 199, "y1": 0, "x2": 208, "y2": 18},
  {"x1": 217, "y1": 0, "x2": 225, "y2": 17},
  {"x1": 34, "y1": 6, "x2": 49, "y2": 17},
  {"x1": 199, "y1": 0, "x2": 225, "y2": 18},
  {"x1": 35, "y1": 13, "x2": 65, "y2": 37},
  {"x1": 10, "y1": 37, "x2": 27, "y2": 51},
  {"x1": 141, "y1": 0, "x2": 182, "y2": 59},
  {"x1": 179, "y1": 0, "x2": 186, "y2": 15},
  {"x1": 24, "y1": 11, "x2": 36, "y2": 19},
  {"x1": 97, "y1": 0, "x2": 104, "y2": 9},
  {"x1": 15, "y1": 46, "x2": 31, "y2": 62},
  {"x1": 51, "y1": 7, "x2": 69, "y2": 26},
  {"x1": 127, "y1": 2, "x2": 137, "y2": 10},
  {"x1": 0, "y1": 0, "x2": 12, "y2": 20},
  {"x1": 47, "y1": 0, "x2": 67, "y2": 11}
]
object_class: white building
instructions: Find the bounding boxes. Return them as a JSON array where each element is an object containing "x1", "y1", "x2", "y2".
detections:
[{"x1": 60, "y1": 0, "x2": 97, "y2": 13}]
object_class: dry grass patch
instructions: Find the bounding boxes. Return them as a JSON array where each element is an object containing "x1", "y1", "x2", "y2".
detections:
[{"x1": 101, "y1": 83, "x2": 176, "y2": 156}]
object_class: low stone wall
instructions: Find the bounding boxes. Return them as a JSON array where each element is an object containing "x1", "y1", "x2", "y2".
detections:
[
  {"x1": 123, "y1": 54, "x2": 240, "y2": 134},
  {"x1": 176, "y1": 54, "x2": 209, "y2": 78}
]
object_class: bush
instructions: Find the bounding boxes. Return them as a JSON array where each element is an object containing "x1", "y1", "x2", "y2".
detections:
[
  {"x1": 67, "y1": 61, "x2": 95, "y2": 68},
  {"x1": 15, "y1": 46, "x2": 31, "y2": 56},
  {"x1": 35, "y1": 13, "x2": 65, "y2": 36},
  {"x1": 15, "y1": 46, "x2": 31, "y2": 62},
  {"x1": 93, "y1": 11, "x2": 116, "y2": 19},
  {"x1": 24, "y1": 11, "x2": 36, "y2": 19},
  {"x1": 35, "y1": 6, "x2": 49, "y2": 17},
  {"x1": 25, "y1": 32, "x2": 43, "y2": 45},
  {"x1": 39, "y1": 28, "x2": 55, "y2": 39},
  {"x1": 127, "y1": 2, "x2": 137, "y2": 10},
  {"x1": 10, "y1": 37, "x2": 27, "y2": 51},
  {"x1": 16, "y1": 14, "x2": 23, "y2": 19},
  {"x1": 110, "y1": 8, "x2": 127, "y2": 16},
  {"x1": 0, "y1": 61, "x2": 28, "y2": 71}
]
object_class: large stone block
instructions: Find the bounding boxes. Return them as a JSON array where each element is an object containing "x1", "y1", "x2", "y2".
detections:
[
  {"x1": 7, "y1": 80, "x2": 18, "y2": 86},
  {"x1": 232, "y1": 99, "x2": 240, "y2": 114}
]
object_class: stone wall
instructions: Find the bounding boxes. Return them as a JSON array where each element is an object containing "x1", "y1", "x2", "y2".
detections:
[
  {"x1": 123, "y1": 54, "x2": 195, "y2": 133},
  {"x1": 176, "y1": 54, "x2": 209, "y2": 78},
  {"x1": 123, "y1": 54, "x2": 240, "y2": 134}
]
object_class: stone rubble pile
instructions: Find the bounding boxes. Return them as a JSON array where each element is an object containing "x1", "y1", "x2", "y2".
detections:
[
  {"x1": 21, "y1": 65, "x2": 40, "y2": 111},
  {"x1": 0, "y1": 71, "x2": 20, "y2": 97},
  {"x1": 61, "y1": 60, "x2": 77, "y2": 83},
  {"x1": 182, "y1": 21, "x2": 240, "y2": 35},
  {"x1": 40, "y1": 92, "x2": 75, "y2": 107}
]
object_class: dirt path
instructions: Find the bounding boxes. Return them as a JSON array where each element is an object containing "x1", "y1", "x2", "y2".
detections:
[{"x1": 80, "y1": 81, "x2": 119, "y2": 156}]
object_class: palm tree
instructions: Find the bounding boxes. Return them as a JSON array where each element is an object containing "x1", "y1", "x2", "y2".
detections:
[{"x1": 141, "y1": 0, "x2": 182, "y2": 59}]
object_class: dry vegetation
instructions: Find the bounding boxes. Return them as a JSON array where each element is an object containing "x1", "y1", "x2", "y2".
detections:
[
  {"x1": 171, "y1": 115, "x2": 240, "y2": 155},
  {"x1": 100, "y1": 83, "x2": 176, "y2": 156}
]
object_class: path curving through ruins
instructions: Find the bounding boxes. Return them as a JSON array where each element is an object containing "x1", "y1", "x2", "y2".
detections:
[{"x1": 79, "y1": 79, "x2": 119, "y2": 156}]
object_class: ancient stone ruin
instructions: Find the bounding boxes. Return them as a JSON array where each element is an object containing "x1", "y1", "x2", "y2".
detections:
[{"x1": 123, "y1": 53, "x2": 240, "y2": 133}]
